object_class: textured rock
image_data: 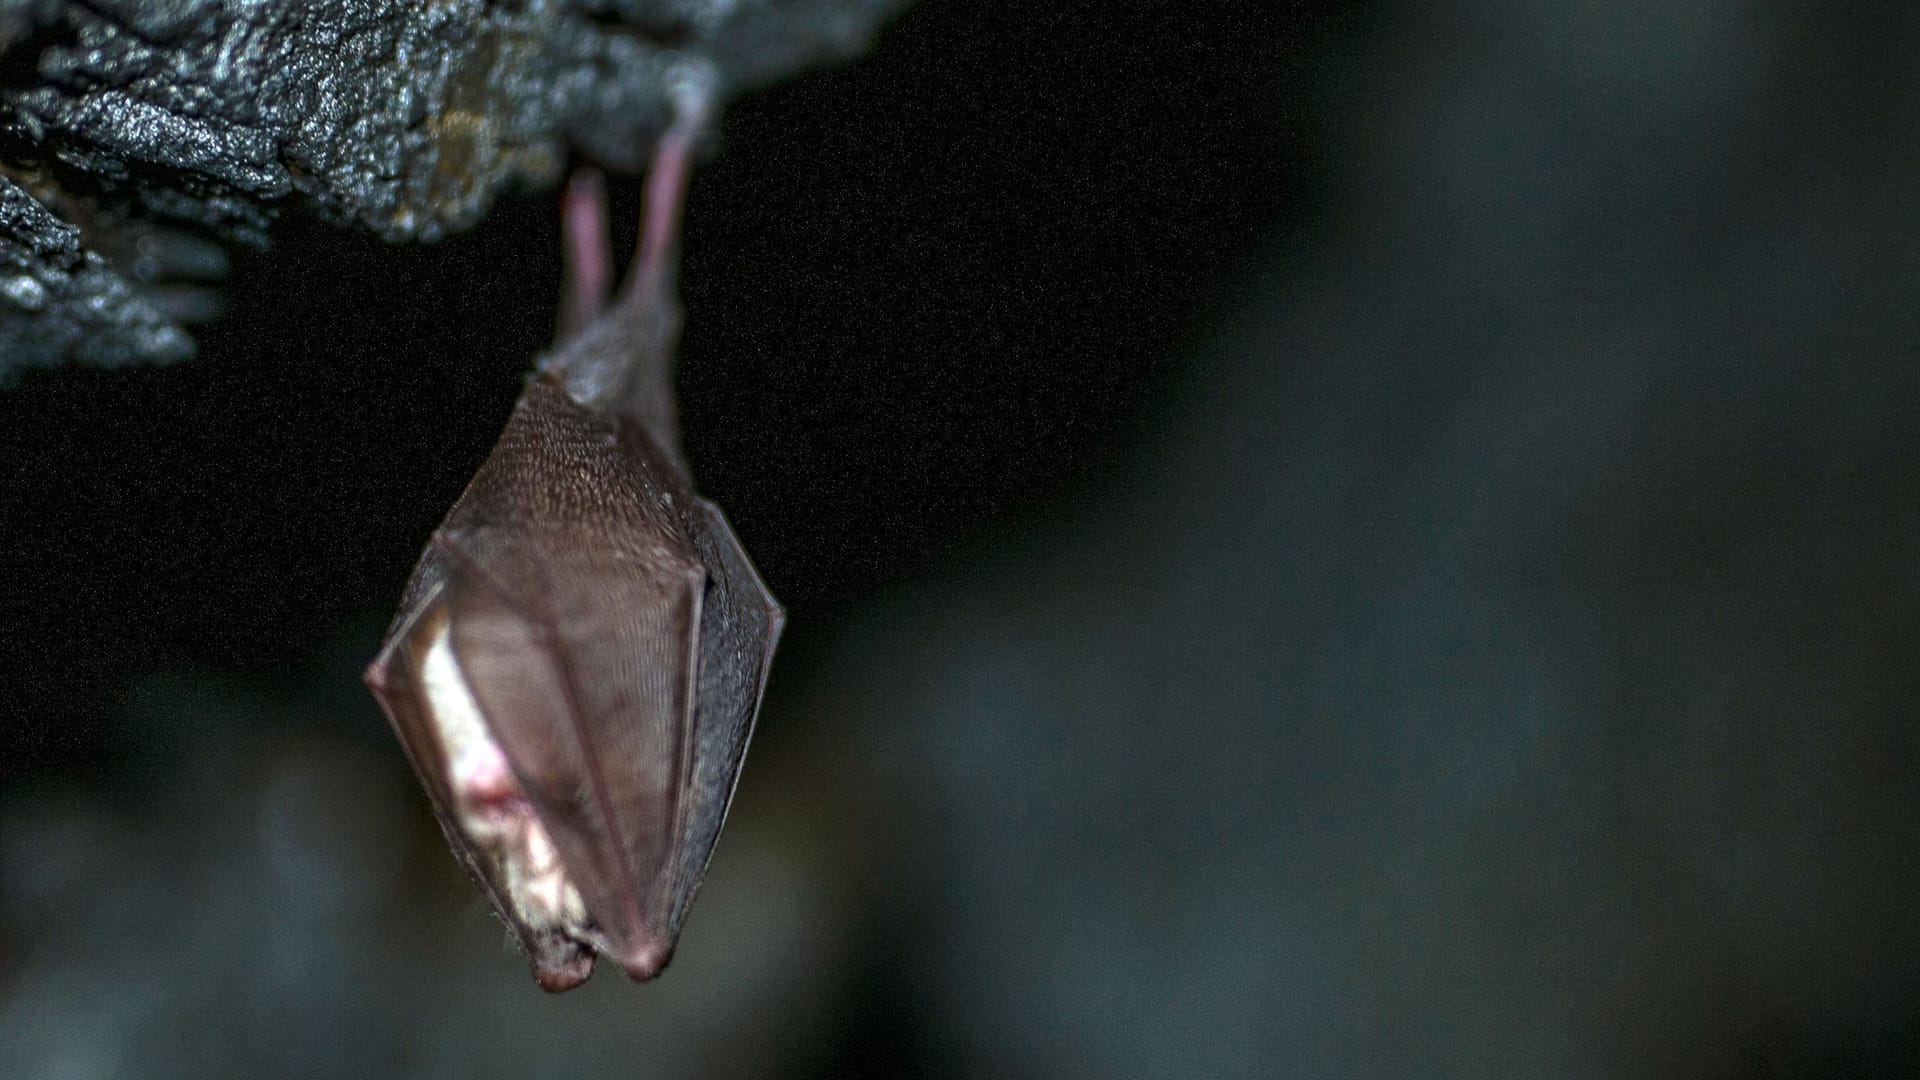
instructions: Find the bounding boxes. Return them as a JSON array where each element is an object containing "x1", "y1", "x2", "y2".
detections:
[
  {"x1": 0, "y1": 172, "x2": 191, "y2": 372},
  {"x1": 0, "y1": 0, "x2": 906, "y2": 380}
]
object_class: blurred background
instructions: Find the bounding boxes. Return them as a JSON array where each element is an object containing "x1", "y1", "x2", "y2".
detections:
[{"x1": 2, "y1": 0, "x2": 1917, "y2": 1076}]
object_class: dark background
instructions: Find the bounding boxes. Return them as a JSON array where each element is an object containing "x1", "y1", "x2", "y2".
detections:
[
  {"x1": 0, "y1": 0, "x2": 1341, "y2": 768},
  {"x1": 2, "y1": 2, "x2": 1916, "y2": 1078}
]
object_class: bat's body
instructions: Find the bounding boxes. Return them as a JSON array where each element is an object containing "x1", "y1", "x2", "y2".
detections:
[{"x1": 365, "y1": 75, "x2": 783, "y2": 992}]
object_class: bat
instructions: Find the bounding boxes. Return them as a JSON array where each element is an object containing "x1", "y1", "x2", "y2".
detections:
[{"x1": 363, "y1": 71, "x2": 783, "y2": 992}]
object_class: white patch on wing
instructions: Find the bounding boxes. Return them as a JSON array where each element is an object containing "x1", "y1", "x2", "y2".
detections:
[{"x1": 420, "y1": 614, "x2": 589, "y2": 934}]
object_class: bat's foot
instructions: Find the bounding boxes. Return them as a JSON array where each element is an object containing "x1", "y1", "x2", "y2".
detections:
[
  {"x1": 625, "y1": 60, "x2": 717, "y2": 308},
  {"x1": 557, "y1": 168, "x2": 612, "y2": 340},
  {"x1": 536, "y1": 62, "x2": 716, "y2": 450},
  {"x1": 557, "y1": 60, "x2": 715, "y2": 341}
]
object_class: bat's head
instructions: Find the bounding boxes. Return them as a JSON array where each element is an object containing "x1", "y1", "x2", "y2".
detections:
[{"x1": 362, "y1": 379, "x2": 781, "y2": 992}]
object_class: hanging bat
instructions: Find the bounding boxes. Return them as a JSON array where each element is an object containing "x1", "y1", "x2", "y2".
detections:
[{"x1": 364, "y1": 72, "x2": 783, "y2": 992}]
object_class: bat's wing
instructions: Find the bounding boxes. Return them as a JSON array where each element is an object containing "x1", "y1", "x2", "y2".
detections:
[
  {"x1": 664, "y1": 499, "x2": 786, "y2": 934},
  {"x1": 366, "y1": 562, "x2": 601, "y2": 990},
  {"x1": 444, "y1": 534, "x2": 701, "y2": 982},
  {"x1": 369, "y1": 378, "x2": 713, "y2": 986}
]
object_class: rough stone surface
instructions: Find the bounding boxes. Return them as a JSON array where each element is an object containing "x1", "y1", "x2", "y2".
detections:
[
  {"x1": 0, "y1": 0, "x2": 906, "y2": 380},
  {"x1": 0, "y1": 171, "x2": 191, "y2": 372}
]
